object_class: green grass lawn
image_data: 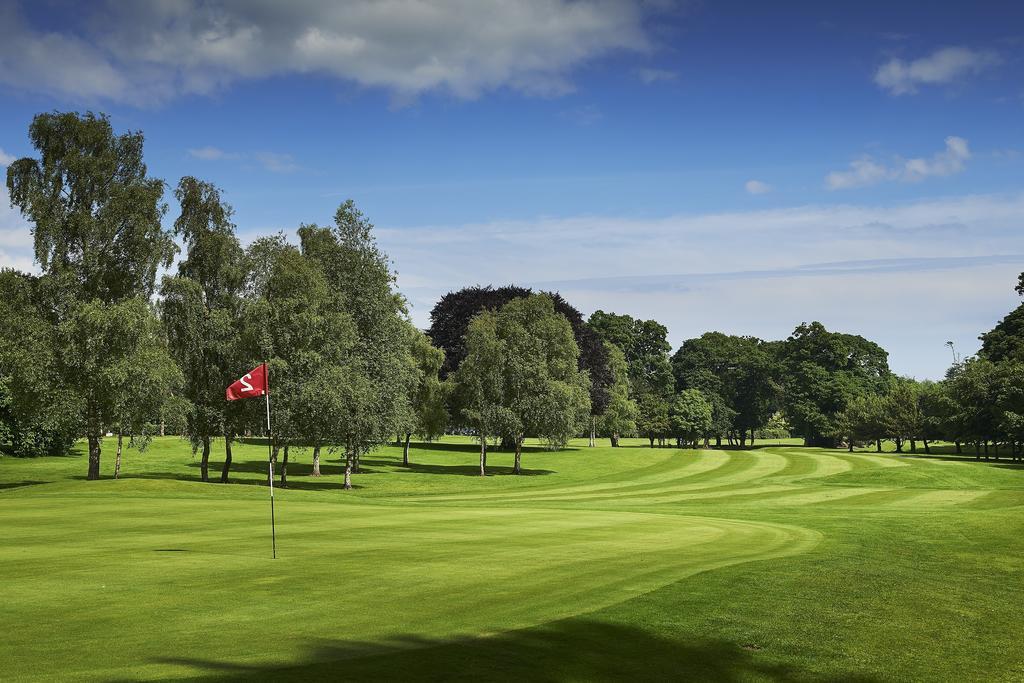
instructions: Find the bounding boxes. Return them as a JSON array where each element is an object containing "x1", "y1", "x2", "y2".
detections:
[{"x1": 1, "y1": 436, "x2": 1022, "y2": 681}]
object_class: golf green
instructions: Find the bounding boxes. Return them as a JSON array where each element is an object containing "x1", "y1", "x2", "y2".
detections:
[{"x1": 1, "y1": 438, "x2": 1021, "y2": 680}]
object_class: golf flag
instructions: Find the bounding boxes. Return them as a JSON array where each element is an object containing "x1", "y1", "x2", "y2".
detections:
[
  {"x1": 226, "y1": 361, "x2": 277, "y2": 558},
  {"x1": 226, "y1": 363, "x2": 268, "y2": 401}
]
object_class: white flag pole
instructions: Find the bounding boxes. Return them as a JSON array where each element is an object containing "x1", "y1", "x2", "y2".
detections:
[{"x1": 264, "y1": 361, "x2": 277, "y2": 559}]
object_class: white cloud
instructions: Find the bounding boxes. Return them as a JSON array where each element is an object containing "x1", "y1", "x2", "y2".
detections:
[
  {"x1": 636, "y1": 68, "x2": 677, "y2": 84},
  {"x1": 825, "y1": 158, "x2": 891, "y2": 190},
  {"x1": 188, "y1": 146, "x2": 236, "y2": 161},
  {"x1": 902, "y1": 136, "x2": 969, "y2": 181},
  {"x1": 189, "y1": 147, "x2": 299, "y2": 173},
  {"x1": 252, "y1": 152, "x2": 300, "y2": 174},
  {"x1": 874, "y1": 46, "x2": 1000, "y2": 95},
  {"x1": 559, "y1": 105, "x2": 604, "y2": 126},
  {"x1": 0, "y1": 148, "x2": 15, "y2": 166},
  {"x1": 744, "y1": 179, "x2": 771, "y2": 194},
  {"x1": 0, "y1": 1, "x2": 651, "y2": 105},
  {"x1": 826, "y1": 136, "x2": 970, "y2": 190}
]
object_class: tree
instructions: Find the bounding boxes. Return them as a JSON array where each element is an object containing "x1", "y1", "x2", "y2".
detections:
[
  {"x1": 493, "y1": 295, "x2": 591, "y2": 472},
  {"x1": 106, "y1": 308, "x2": 181, "y2": 478},
  {"x1": 979, "y1": 274, "x2": 1024, "y2": 363},
  {"x1": 755, "y1": 412, "x2": 791, "y2": 440},
  {"x1": 295, "y1": 364, "x2": 358, "y2": 477},
  {"x1": 944, "y1": 359, "x2": 1001, "y2": 459},
  {"x1": 672, "y1": 332, "x2": 780, "y2": 447},
  {"x1": 428, "y1": 285, "x2": 611, "y2": 442},
  {"x1": 994, "y1": 362, "x2": 1024, "y2": 461},
  {"x1": 298, "y1": 201, "x2": 414, "y2": 488},
  {"x1": 777, "y1": 322, "x2": 890, "y2": 448},
  {"x1": 636, "y1": 393, "x2": 671, "y2": 448},
  {"x1": 399, "y1": 325, "x2": 448, "y2": 466},
  {"x1": 244, "y1": 239, "x2": 356, "y2": 487},
  {"x1": 918, "y1": 380, "x2": 954, "y2": 454},
  {"x1": 451, "y1": 310, "x2": 511, "y2": 476},
  {"x1": 843, "y1": 393, "x2": 886, "y2": 452},
  {"x1": 58, "y1": 299, "x2": 180, "y2": 478},
  {"x1": 884, "y1": 379, "x2": 923, "y2": 453},
  {"x1": 6, "y1": 112, "x2": 177, "y2": 479},
  {"x1": 160, "y1": 177, "x2": 248, "y2": 482},
  {"x1": 670, "y1": 389, "x2": 713, "y2": 448},
  {"x1": 0, "y1": 270, "x2": 78, "y2": 456},
  {"x1": 590, "y1": 311, "x2": 674, "y2": 446},
  {"x1": 452, "y1": 295, "x2": 590, "y2": 474},
  {"x1": 596, "y1": 343, "x2": 637, "y2": 447}
]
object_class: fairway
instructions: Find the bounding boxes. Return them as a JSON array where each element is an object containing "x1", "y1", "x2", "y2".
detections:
[{"x1": 2, "y1": 439, "x2": 1022, "y2": 681}]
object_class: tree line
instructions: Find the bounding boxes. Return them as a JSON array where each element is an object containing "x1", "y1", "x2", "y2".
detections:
[{"x1": 3, "y1": 112, "x2": 1023, "y2": 489}]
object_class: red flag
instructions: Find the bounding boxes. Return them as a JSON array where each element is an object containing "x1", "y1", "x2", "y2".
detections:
[{"x1": 226, "y1": 364, "x2": 268, "y2": 401}]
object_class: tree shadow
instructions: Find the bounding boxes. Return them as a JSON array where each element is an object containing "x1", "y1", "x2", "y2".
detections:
[
  {"x1": 0, "y1": 480, "x2": 51, "y2": 491},
  {"x1": 407, "y1": 441, "x2": 569, "y2": 455},
  {"x1": 360, "y1": 458, "x2": 554, "y2": 477},
  {"x1": 114, "y1": 470, "x2": 363, "y2": 491},
  {"x1": 150, "y1": 618, "x2": 879, "y2": 682},
  {"x1": 186, "y1": 458, "x2": 381, "y2": 477}
]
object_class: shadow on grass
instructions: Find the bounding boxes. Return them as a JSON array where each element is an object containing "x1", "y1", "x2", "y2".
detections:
[
  {"x1": 152, "y1": 618, "x2": 878, "y2": 682},
  {"x1": 115, "y1": 470, "x2": 364, "y2": 491},
  {"x1": 0, "y1": 480, "x2": 51, "y2": 491},
  {"x1": 407, "y1": 441, "x2": 572, "y2": 455},
  {"x1": 362, "y1": 457, "x2": 554, "y2": 477}
]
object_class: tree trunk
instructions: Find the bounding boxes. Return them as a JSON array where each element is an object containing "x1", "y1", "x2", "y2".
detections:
[
  {"x1": 87, "y1": 433, "x2": 101, "y2": 480},
  {"x1": 749, "y1": 434, "x2": 755, "y2": 446},
  {"x1": 160, "y1": 420, "x2": 165, "y2": 437},
  {"x1": 894, "y1": 437, "x2": 903, "y2": 453},
  {"x1": 200, "y1": 436, "x2": 211, "y2": 482},
  {"x1": 114, "y1": 432, "x2": 123, "y2": 479},
  {"x1": 353, "y1": 450, "x2": 361, "y2": 473},
  {"x1": 610, "y1": 432, "x2": 619, "y2": 447},
  {"x1": 923, "y1": 439, "x2": 930, "y2": 455},
  {"x1": 343, "y1": 447, "x2": 353, "y2": 489},
  {"x1": 910, "y1": 439, "x2": 917, "y2": 453},
  {"x1": 312, "y1": 444, "x2": 321, "y2": 476},
  {"x1": 403, "y1": 433, "x2": 411, "y2": 466},
  {"x1": 716, "y1": 435, "x2": 722, "y2": 448},
  {"x1": 589, "y1": 417, "x2": 596, "y2": 447},
  {"x1": 479, "y1": 438, "x2": 487, "y2": 476},
  {"x1": 876, "y1": 439, "x2": 882, "y2": 453},
  {"x1": 848, "y1": 441, "x2": 854, "y2": 452},
  {"x1": 221, "y1": 436, "x2": 233, "y2": 483},
  {"x1": 648, "y1": 436, "x2": 655, "y2": 448},
  {"x1": 270, "y1": 444, "x2": 280, "y2": 486},
  {"x1": 513, "y1": 437, "x2": 523, "y2": 475},
  {"x1": 955, "y1": 440, "x2": 962, "y2": 454},
  {"x1": 280, "y1": 444, "x2": 289, "y2": 487}
]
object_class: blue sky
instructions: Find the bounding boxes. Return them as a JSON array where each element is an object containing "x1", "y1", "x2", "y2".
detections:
[{"x1": 1, "y1": 0, "x2": 1022, "y2": 378}]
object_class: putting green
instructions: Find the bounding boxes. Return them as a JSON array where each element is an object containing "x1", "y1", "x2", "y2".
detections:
[
  {"x1": 1, "y1": 437, "x2": 1021, "y2": 680},
  {"x1": 2, "y1": 485, "x2": 817, "y2": 680}
]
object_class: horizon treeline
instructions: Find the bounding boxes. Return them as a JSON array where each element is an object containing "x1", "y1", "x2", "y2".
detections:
[{"x1": 3, "y1": 112, "x2": 1023, "y2": 485}]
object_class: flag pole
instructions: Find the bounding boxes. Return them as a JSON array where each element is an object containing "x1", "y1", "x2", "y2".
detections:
[{"x1": 264, "y1": 361, "x2": 277, "y2": 559}]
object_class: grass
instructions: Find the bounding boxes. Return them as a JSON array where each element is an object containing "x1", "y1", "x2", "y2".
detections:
[{"x1": 1, "y1": 436, "x2": 1022, "y2": 681}]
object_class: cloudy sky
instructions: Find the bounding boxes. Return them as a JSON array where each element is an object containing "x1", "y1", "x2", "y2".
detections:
[{"x1": 1, "y1": 0, "x2": 1022, "y2": 378}]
